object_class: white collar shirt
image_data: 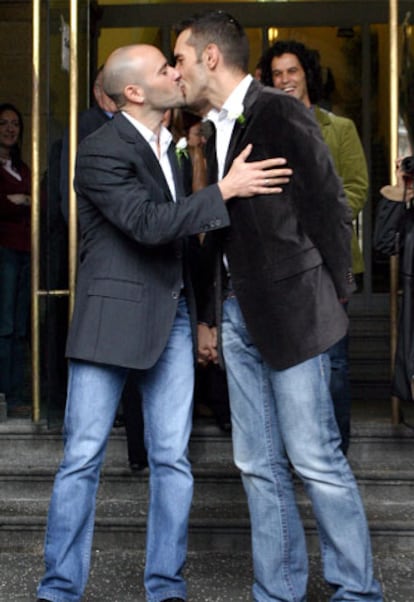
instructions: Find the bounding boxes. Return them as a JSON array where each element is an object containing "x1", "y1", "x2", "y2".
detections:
[
  {"x1": 207, "y1": 74, "x2": 253, "y2": 276},
  {"x1": 207, "y1": 74, "x2": 253, "y2": 180},
  {"x1": 122, "y1": 111, "x2": 176, "y2": 202},
  {"x1": 0, "y1": 158, "x2": 22, "y2": 181}
]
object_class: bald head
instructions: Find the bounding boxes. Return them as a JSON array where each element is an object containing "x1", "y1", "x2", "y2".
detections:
[{"x1": 103, "y1": 44, "x2": 167, "y2": 108}]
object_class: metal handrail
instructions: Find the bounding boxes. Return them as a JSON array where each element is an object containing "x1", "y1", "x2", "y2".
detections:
[{"x1": 389, "y1": 0, "x2": 401, "y2": 425}]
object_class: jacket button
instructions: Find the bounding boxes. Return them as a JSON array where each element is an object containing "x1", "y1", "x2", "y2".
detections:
[{"x1": 172, "y1": 291, "x2": 179, "y2": 299}]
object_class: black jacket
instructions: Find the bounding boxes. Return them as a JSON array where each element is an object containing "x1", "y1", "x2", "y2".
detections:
[{"x1": 200, "y1": 80, "x2": 354, "y2": 370}]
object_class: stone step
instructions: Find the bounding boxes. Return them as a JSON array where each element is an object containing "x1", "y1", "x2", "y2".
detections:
[
  {"x1": 352, "y1": 381, "x2": 390, "y2": 401},
  {"x1": 1, "y1": 411, "x2": 414, "y2": 555},
  {"x1": 1, "y1": 463, "x2": 413, "y2": 505},
  {"x1": 1, "y1": 454, "x2": 413, "y2": 554},
  {"x1": 0, "y1": 484, "x2": 413, "y2": 554},
  {"x1": 1, "y1": 416, "x2": 414, "y2": 466}
]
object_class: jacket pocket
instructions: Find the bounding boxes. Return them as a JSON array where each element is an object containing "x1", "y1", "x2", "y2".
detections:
[
  {"x1": 88, "y1": 278, "x2": 144, "y2": 302},
  {"x1": 268, "y1": 247, "x2": 323, "y2": 282}
]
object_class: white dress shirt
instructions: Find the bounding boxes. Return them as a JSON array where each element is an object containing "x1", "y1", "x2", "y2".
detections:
[
  {"x1": 0, "y1": 158, "x2": 22, "y2": 181},
  {"x1": 207, "y1": 74, "x2": 253, "y2": 180},
  {"x1": 122, "y1": 112, "x2": 176, "y2": 202},
  {"x1": 207, "y1": 74, "x2": 253, "y2": 275}
]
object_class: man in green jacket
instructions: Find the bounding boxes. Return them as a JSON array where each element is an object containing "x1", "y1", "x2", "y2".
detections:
[{"x1": 260, "y1": 40, "x2": 369, "y2": 453}]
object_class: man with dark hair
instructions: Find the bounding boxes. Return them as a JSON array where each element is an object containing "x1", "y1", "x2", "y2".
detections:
[
  {"x1": 260, "y1": 39, "x2": 369, "y2": 454},
  {"x1": 259, "y1": 40, "x2": 323, "y2": 104},
  {"x1": 36, "y1": 43, "x2": 288, "y2": 602},
  {"x1": 174, "y1": 11, "x2": 382, "y2": 601}
]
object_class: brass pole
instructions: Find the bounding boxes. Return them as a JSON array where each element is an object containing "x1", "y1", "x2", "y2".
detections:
[
  {"x1": 31, "y1": 0, "x2": 41, "y2": 422},
  {"x1": 68, "y1": 0, "x2": 79, "y2": 318},
  {"x1": 389, "y1": 0, "x2": 401, "y2": 424}
]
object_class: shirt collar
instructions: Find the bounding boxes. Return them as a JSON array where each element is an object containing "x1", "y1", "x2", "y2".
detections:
[
  {"x1": 122, "y1": 111, "x2": 172, "y2": 150},
  {"x1": 207, "y1": 74, "x2": 253, "y2": 125}
]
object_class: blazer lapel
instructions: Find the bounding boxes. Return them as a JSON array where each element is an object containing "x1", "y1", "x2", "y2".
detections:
[
  {"x1": 223, "y1": 79, "x2": 262, "y2": 176},
  {"x1": 134, "y1": 137, "x2": 174, "y2": 201},
  {"x1": 114, "y1": 113, "x2": 174, "y2": 202}
]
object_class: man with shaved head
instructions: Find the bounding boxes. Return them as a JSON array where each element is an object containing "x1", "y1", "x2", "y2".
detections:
[{"x1": 36, "y1": 43, "x2": 291, "y2": 602}]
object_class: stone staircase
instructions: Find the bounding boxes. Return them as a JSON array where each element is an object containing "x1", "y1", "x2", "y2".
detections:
[
  {"x1": 1, "y1": 406, "x2": 414, "y2": 555},
  {"x1": 1, "y1": 313, "x2": 414, "y2": 599},
  {"x1": 349, "y1": 313, "x2": 391, "y2": 402},
  {"x1": 1, "y1": 402, "x2": 414, "y2": 600}
]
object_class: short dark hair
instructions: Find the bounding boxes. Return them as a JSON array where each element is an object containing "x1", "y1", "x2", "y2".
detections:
[
  {"x1": 0, "y1": 102, "x2": 24, "y2": 169},
  {"x1": 175, "y1": 10, "x2": 249, "y2": 73},
  {"x1": 259, "y1": 40, "x2": 323, "y2": 104}
]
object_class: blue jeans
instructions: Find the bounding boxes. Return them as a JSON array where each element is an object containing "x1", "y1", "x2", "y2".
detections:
[
  {"x1": 37, "y1": 297, "x2": 194, "y2": 602},
  {"x1": 222, "y1": 297, "x2": 382, "y2": 602},
  {"x1": 328, "y1": 302, "x2": 351, "y2": 455},
  {"x1": 0, "y1": 247, "x2": 30, "y2": 405}
]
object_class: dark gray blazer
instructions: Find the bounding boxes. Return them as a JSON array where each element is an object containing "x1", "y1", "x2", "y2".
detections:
[
  {"x1": 66, "y1": 112, "x2": 230, "y2": 370},
  {"x1": 203, "y1": 80, "x2": 355, "y2": 371}
]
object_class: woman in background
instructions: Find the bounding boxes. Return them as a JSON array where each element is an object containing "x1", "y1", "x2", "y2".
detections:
[{"x1": 0, "y1": 103, "x2": 31, "y2": 416}]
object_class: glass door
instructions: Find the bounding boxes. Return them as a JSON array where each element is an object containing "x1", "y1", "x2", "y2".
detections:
[{"x1": 34, "y1": 0, "x2": 90, "y2": 425}]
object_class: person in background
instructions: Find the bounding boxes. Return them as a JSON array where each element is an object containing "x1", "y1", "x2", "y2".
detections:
[
  {"x1": 174, "y1": 11, "x2": 382, "y2": 601},
  {"x1": 171, "y1": 108, "x2": 233, "y2": 432},
  {"x1": 59, "y1": 65, "x2": 117, "y2": 223},
  {"x1": 375, "y1": 156, "x2": 414, "y2": 406},
  {"x1": 170, "y1": 108, "x2": 207, "y2": 195},
  {"x1": 260, "y1": 39, "x2": 369, "y2": 454},
  {"x1": 0, "y1": 103, "x2": 31, "y2": 417}
]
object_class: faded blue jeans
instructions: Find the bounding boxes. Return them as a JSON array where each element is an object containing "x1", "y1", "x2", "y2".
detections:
[
  {"x1": 37, "y1": 296, "x2": 194, "y2": 602},
  {"x1": 222, "y1": 296, "x2": 382, "y2": 602}
]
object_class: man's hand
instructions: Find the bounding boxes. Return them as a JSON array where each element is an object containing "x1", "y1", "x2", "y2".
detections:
[
  {"x1": 197, "y1": 324, "x2": 218, "y2": 366},
  {"x1": 218, "y1": 144, "x2": 292, "y2": 201}
]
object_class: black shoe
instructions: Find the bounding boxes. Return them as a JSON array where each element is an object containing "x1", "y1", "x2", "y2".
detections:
[
  {"x1": 129, "y1": 461, "x2": 148, "y2": 472},
  {"x1": 216, "y1": 416, "x2": 232, "y2": 433},
  {"x1": 113, "y1": 414, "x2": 125, "y2": 428},
  {"x1": 161, "y1": 599, "x2": 185, "y2": 601}
]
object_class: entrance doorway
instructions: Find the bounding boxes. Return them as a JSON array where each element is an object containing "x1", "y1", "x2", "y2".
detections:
[{"x1": 32, "y1": 1, "x2": 412, "y2": 423}]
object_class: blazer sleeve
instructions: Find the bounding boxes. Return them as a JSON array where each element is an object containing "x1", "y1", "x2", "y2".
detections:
[{"x1": 74, "y1": 131, "x2": 230, "y2": 247}]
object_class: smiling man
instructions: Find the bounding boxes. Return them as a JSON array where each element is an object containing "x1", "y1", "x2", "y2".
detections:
[
  {"x1": 259, "y1": 40, "x2": 369, "y2": 456},
  {"x1": 174, "y1": 11, "x2": 382, "y2": 602}
]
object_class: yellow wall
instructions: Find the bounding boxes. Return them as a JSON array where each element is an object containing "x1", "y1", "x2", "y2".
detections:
[{"x1": 99, "y1": 28, "x2": 162, "y2": 63}]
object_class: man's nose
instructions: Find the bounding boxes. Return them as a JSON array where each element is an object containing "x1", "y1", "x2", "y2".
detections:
[{"x1": 171, "y1": 66, "x2": 181, "y2": 80}]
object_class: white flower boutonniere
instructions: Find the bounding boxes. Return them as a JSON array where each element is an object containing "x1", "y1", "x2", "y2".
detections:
[
  {"x1": 228, "y1": 104, "x2": 246, "y2": 126},
  {"x1": 175, "y1": 137, "x2": 189, "y2": 166}
]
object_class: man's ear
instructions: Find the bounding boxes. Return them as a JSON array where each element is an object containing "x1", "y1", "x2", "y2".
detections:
[
  {"x1": 203, "y1": 43, "x2": 220, "y2": 70},
  {"x1": 124, "y1": 84, "x2": 145, "y2": 104}
]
